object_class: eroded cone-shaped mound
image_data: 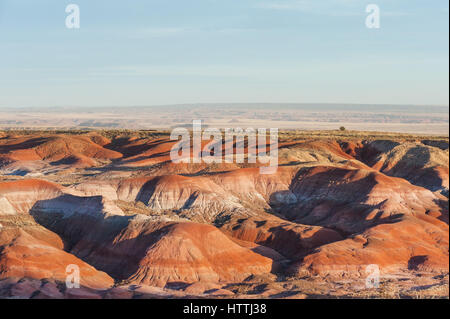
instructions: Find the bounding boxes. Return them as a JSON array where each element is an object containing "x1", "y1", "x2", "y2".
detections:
[
  {"x1": 127, "y1": 222, "x2": 273, "y2": 287},
  {"x1": 0, "y1": 216, "x2": 114, "y2": 289}
]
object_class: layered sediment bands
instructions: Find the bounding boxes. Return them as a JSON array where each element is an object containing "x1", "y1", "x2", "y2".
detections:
[
  {"x1": 220, "y1": 215, "x2": 344, "y2": 261},
  {"x1": 211, "y1": 167, "x2": 297, "y2": 204},
  {"x1": 134, "y1": 175, "x2": 240, "y2": 212},
  {"x1": 279, "y1": 166, "x2": 448, "y2": 232},
  {"x1": 0, "y1": 197, "x2": 17, "y2": 215},
  {"x1": 0, "y1": 180, "x2": 63, "y2": 214},
  {"x1": 359, "y1": 140, "x2": 449, "y2": 193},
  {"x1": 30, "y1": 195, "x2": 126, "y2": 249},
  {"x1": 113, "y1": 137, "x2": 177, "y2": 167},
  {"x1": 291, "y1": 215, "x2": 449, "y2": 277},
  {"x1": 124, "y1": 221, "x2": 273, "y2": 287},
  {"x1": 0, "y1": 180, "x2": 273, "y2": 287},
  {"x1": 59, "y1": 216, "x2": 274, "y2": 287},
  {"x1": 268, "y1": 165, "x2": 449, "y2": 276},
  {"x1": 0, "y1": 216, "x2": 114, "y2": 289}
]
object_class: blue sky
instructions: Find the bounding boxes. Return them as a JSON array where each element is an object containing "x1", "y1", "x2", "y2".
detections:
[{"x1": 0, "y1": 0, "x2": 448, "y2": 107}]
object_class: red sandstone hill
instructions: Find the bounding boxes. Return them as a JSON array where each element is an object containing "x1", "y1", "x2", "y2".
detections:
[
  {"x1": 0, "y1": 215, "x2": 114, "y2": 290},
  {"x1": 0, "y1": 133, "x2": 122, "y2": 169},
  {"x1": 291, "y1": 214, "x2": 449, "y2": 277},
  {"x1": 81, "y1": 220, "x2": 274, "y2": 287}
]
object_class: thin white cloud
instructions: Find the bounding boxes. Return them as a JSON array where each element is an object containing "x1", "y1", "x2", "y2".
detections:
[
  {"x1": 254, "y1": 0, "x2": 410, "y2": 17},
  {"x1": 255, "y1": 0, "x2": 314, "y2": 11},
  {"x1": 128, "y1": 26, "x2": 260, "y2": 39},
  {"x1": 129, "y1": 27, "x2": 191, "y2": 38},
  {"x1": 86, "y1": 65, "x2": 288, "y2": 78}
]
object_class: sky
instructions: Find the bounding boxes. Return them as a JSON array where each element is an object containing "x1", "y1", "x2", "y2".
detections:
[{"x1": 0, "y1": 0, "x2": 448, "y2": 107}]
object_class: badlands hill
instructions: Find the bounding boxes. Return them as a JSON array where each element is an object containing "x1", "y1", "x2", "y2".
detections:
[{"x1": 0, "y1": 130, "x2": 448, "y2": 298}]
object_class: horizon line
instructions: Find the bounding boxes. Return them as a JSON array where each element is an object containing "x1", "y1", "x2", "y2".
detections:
[{"x1": 1, "y1": 102, "x2": 449, "y2": 110}]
